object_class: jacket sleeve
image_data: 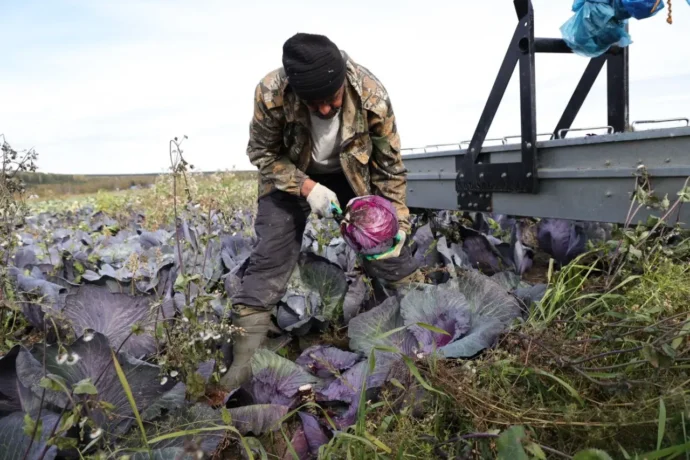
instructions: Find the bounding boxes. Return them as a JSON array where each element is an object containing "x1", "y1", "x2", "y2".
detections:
[
  {"x1": 368, "y1": 96, "x2": 411, "y2": 234},
  {"x1": 246, "y1": 82, "x2": 308, "y2": 197}
]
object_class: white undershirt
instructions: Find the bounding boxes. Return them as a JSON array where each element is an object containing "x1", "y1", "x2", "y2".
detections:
[{"x1": 307, "y1": 111, "x2": 343, "y2": 174}]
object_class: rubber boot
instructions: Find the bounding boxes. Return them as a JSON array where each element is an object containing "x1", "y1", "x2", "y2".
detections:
[
  {"x1": 377, "y1": 268, "x2": 427, "y2": 298},
  {"x1": 386, "y1": 268, "x2": 426, "y2": 289},
  {"x1": 220, "y1": 305, "x2": 273, "y2": 390}
]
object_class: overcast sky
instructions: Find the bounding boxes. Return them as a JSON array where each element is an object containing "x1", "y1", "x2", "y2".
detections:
[{"x1": 1, "y1": 0, "x2": 689, "y2": 174}]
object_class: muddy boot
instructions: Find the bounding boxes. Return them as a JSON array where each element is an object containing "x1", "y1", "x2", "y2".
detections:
[
  {"x1": 220, "y1": 305, "x2": 273, "y2": 390},
  {"x1": 375, "y1": 269, "x2": 427, "y2": 298},
  {"x1": 385, "y1": 269, "x2": 426, "y2": 289}
]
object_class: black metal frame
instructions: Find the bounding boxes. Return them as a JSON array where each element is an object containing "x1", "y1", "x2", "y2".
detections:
[{"x1": 455, "y1": 0, "x2": 630, "y2": 212}]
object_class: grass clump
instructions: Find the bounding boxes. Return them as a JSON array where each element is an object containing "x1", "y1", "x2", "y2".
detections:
[{"x1": 320, "y1": 241, "x2": 690, "y2": 458}]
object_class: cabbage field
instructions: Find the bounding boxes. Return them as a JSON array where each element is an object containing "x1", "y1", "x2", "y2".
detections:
[{"x1": 3, "y1": 139, "x2": 690, "y2": 459}]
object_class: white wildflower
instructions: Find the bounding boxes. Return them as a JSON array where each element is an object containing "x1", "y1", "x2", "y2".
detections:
[
  {"x1": 56, "y1": 353, "x2": 69, "y2": 365},
  {"x1": 83, "y1": 332, "x2": 94, "y2": 342},
  {"x1": 170, "y1": 370, "x2": 179, "y2": 378},
  {"x1": 182, "y1": 316, "x2": 189, "y2": 323},
  {"x1": 160, "y1": 377, "x2": 168, "y2": 385},
  {"x1": 89, "y1": 428, "x2": 103, "y2": 439},
  {"x1": 66, "y1": 353, "x2": 80, "y2": 365},
  {"x1": 299, "y1": 384, "x2": 312, "y2": 392},
  {"x1": 219, "y1": 365, "x2": 227, "y2": 374}
]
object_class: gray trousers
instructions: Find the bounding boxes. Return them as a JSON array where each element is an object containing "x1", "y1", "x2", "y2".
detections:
[{"x1": 231, "y1": 173, "x2": 420, "y2": 310}]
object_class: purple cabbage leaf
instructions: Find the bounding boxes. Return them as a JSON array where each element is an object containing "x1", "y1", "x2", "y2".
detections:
[
  {"x1": 0, "y1": 412, "x2": 60, "y2": 460},
  {"x1": 318, "y1": 351, "x2": 398, "y2": 404},
  {"x1": 348, "y1": 270, "x2": 522, "y2": 359},
  {"x1": 342, "y1": 273, "x2": 369, "y2": 324},
  {"x1": 276, "y1": 253, "x2": 348, "y2": 334},
  {"x1": 490, "y1": 272, "x2": 548, "y2": 308},
  {"x1": 295, "y1": 345, "x2": 360, "y2": 379},
  {"x1": 249, "y1": 349, "x2": 321, "y2": 407},
  {"x1": 284, "y1": 427, "x2": 311, "y2": 460},
  {"x1": 0, "y1": 346, "x2": 45, "y2": 416},
  {"x1": 220, "y1": 233, "x2": 255, "y2": 272},
  {"x1": 432, "y1": 270, "x2": 523, "y2": 358},
  {"x1": 318, "y1": 351, "x2": 401, "y2": 429},
  {"x1": 436, "y1": 236, "x2": 472, "y2": 274},
  {"x1": 7, "y1": 267, "x2": 67, "y2": 331},
  {"x1": 347, "y1": 297, "x2": 414, "y2": 356},
  {"x1": 297, "y1": 253, "x2": 348, "y2": 321},
  {"x1": 537, "y1": 218, "x2": 586, "y2": 265},
  {"x1": 15, "y1": 332, "x2": 184, "y2": 435},
  {"x1": 228, "y1": 404, "x2": 290, "y2": 435},
  {"x1": 460, "y1": 226, "x2": 515, "y2": 275},
  {"x1": 62, "y1": 284, "x2": 174, "y2": 358},
  {"x1": 298, "y1": 412, "x2": 331, "y2": 457},
  {"x1": 400, "y1": 284, "x2": 471, "y2": 356},
  {"x1": 276, "y1": 292, "x2": 326, "y2": 337},
  {"x1": 410, "y1": 223, "x2": 449, "y2": 284}
]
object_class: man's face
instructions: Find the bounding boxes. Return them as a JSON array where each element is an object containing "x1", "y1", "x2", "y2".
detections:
[{"x1": 305, "y1": 84, "x2": 345, "y2": 120}]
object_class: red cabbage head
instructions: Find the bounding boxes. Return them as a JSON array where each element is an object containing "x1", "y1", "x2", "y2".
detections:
[{"x1": 340, "y1": 195, "x2": 399, "y2": 255}]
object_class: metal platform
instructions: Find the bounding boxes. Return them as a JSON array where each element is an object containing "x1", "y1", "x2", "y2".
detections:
[{"x1": 403, "y1": 125, "x2": 690, "y2": 226}]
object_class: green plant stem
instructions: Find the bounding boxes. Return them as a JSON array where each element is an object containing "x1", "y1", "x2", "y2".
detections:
[
  {"x1": 169, "y1": 139, "x2": 187, "y2": 304},
  {"x1": 568, "y1": 346, "x2": 643, "y2": 365}
]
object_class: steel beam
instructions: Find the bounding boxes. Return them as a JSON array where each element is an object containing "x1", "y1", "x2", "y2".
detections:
[{"x1": 404, "y1": 127, "x2": 690, "y2": 227}]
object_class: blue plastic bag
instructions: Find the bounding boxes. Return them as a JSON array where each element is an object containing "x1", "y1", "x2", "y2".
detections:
[
  {"x1": 561, "y1": 0, "x2": 633, "y2": 58},
  {"x1": 622, "y1": 0, "x2": 664, "y2": 19}
]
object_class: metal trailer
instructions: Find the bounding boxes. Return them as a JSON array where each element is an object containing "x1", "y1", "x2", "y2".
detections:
[{"x1": 402, "y1": 0, "x2": 690, "y2": 227}]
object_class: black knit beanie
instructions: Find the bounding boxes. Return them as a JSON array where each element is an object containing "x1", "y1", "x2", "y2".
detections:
[{"x1": 282, "y1": 33, "x2": 346, "y2": 102}]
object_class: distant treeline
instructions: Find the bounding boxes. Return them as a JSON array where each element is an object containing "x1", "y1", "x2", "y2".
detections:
[
  {"x1": 20, "y1": 170, "x2": 257, "y2": 197},
  {"x1": 19, "y1": 172, "x2": 161, "y2": 185}
]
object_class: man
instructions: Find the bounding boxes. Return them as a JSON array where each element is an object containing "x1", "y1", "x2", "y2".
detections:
[{"x1": 221, "y1": 33, "x2": 422, "y2": 389}]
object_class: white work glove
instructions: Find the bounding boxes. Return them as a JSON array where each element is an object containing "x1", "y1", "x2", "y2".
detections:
[
  {"x1": 367, "y1": 230, "x2": 407, "y2": 261},
  {"x1": 306, "y1": 183, "x2": 340, "y2": 218}
]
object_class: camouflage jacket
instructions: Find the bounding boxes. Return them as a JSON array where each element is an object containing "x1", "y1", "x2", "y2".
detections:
[{"x1": 246, "y1": 51, "x2": 411, "y2": 233}]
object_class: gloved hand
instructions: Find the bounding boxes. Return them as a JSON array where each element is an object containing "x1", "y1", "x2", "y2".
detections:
[
  {"x1": 367, "y1": 229, "x2": 407, "y2": 261},
  {"x1": 306, "y1": 183, "x2": 340, "y2": 218}
]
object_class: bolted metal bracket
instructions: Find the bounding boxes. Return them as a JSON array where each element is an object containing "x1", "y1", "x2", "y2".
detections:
[
  {"x1": 456, "y1": 0, "x2": 539, "y2": 207},
  {"x1": 456, "y1": 0, "x2": 629, "y2": 211},
  {"x1": 457, "y1": 191, "x2": 493, "y2": 212}
]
